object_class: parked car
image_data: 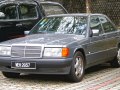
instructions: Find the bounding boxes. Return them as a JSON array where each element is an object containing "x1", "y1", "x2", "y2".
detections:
[
  {"x1": 0, "y1": 14, "x2": 120, "y2": 82},
  {"x1": 0, "y1": 0, "x2": 68, "y2": 42}
]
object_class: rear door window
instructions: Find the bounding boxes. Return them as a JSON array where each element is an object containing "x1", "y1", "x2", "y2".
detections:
[
  {"x1": 41, "y1": 4, "x2": 66, "y2": 16},
  {"x1": 0, "y1": 4, "x2": 18, "y2": 20},
  {"x1": 99, "y1": 16, "x2": 116, "y2": 33},
  {"x1": 19, "y1": 4, "x2": 38, "y2": 19}
]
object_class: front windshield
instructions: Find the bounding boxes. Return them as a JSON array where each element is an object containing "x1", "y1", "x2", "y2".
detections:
[{"x1": 30, "y1": 16, "x2": 87, "y2": 35}]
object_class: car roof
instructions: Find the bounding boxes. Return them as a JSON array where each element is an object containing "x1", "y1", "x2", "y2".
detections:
[
  {"x1": 39, "y1": 1, "x2": 63, "y2": 5},
  {"x1": 0, "y1": 0, "x2": 62, "y2": 4},
  {"x1": 0, "y1": 0, "x2": 35, "y2": 4},
  {"x1": 47, "y1": 13, "x2": 106, "y2": 17}
]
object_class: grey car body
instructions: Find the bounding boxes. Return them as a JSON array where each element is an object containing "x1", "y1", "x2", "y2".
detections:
[{"x1": 0, "y1": 14, "x2": 120, "y2": 82}]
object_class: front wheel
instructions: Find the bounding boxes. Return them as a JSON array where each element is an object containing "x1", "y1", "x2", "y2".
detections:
[
  {"x1": 68, "y1": 51, "x2": 85, "y2": 82},
  {"x1": 2, "y1": 72, "x2": 20, "y2": 78},
  {"x1": 110, "y1": 48, "x2": 120, "y2": 68}
]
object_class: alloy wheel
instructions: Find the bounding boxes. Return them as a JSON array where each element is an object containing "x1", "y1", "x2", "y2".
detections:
[{"x1": 74, "y1": 56, "x2": 84, "y2": 78}]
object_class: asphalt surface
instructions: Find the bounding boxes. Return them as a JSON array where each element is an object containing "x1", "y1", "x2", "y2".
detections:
[{"x1": 0, "y1": 64, "x2": 120, "y2": 90}]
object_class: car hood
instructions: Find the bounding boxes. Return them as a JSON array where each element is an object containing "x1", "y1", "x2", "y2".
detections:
[{"x1": 0, "y1": 34, "x2": 85, "y2": 46}]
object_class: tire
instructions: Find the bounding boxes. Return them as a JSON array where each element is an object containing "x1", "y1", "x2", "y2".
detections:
[
  {"x1": 110, "y1": 48, "x2": 120, "y2": 68},
  {"x1": 68, "y1": 51, "x2": 85, "y2": 82},
  {"x1": 2, "y1": 72, "x2": 20, "y2": 78}
]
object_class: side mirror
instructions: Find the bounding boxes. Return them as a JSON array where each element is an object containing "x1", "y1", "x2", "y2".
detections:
[
  {"x1": 0, "y1": 12, "x2": 5, "y2": 19},
  {"x1": 92, "y1": 29, "x2": 99, "y2": 36},
  {"x1": 24, "y1": 31, "x2": 30, "y2": 35}
]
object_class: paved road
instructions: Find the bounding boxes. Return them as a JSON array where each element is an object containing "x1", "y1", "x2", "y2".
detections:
[{"x1": 0, "y1": 64, "x2": 120, "y2": 90}]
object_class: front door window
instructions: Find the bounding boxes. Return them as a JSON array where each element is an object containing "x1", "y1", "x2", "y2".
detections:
[{"x1": 90, "y1": 16, "x2": 103, "y2": 34}]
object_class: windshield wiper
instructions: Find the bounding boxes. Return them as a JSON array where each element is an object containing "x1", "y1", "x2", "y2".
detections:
[{"x1": 37, "y1": 31, "x2": 47, "y2": 34}]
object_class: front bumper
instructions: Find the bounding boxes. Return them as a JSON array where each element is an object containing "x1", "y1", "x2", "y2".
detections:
[{"x1": 0, "y1": 57, "x2": 73, "y2": 75}]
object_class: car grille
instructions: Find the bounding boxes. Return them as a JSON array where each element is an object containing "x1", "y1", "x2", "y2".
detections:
[{"x1": 11, "y1": 45, "x2": 42, "y2": 58}]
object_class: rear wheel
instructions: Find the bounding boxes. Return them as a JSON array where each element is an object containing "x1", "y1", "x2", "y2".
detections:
[
  {"x1": 110, "y1": 48, "x2": 120, "y2": 68},
  {"x1": 68, "y1": 51, "x2": 85, "y2": 82},
  {"x1": 2, "y1": 72, "x2": 20, "y2": 78}
]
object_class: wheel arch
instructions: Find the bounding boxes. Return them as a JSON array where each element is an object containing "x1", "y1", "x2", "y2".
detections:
[{"x1": 74, "y1": 48, "x2": 86, "y2": 65}]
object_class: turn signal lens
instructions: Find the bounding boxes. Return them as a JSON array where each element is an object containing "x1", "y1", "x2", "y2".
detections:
[{"x1": 62, "y1": 48, "x2": 69, "y2": 57}]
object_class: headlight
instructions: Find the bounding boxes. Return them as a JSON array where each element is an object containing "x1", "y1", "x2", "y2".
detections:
[
  {"x1": 43, "y1": 48, "x2": 69, "y2": 57},
  {"x1": 0, "y1": 46, "x2": 11, "y2": 56}
]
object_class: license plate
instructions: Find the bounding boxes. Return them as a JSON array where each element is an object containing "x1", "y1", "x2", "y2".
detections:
[{"x1": 11, "y1": 62, "x2": 36, "y2": 69}]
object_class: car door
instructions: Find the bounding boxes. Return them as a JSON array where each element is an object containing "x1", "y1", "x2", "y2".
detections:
[
  {"x1": 17, "y1": 3, "x2": 40, "y2": 36},
  {"x1": 87, "y1": 15, "x2": 108, "y2": 65},
  {"x1": 99, "y1": 15, "x2": 118, "y2": 59},
  {"x1": 0, "y1": 3, "x2": 19, "y2": 42}
]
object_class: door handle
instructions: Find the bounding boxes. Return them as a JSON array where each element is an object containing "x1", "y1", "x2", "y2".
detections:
[{"x1": 16, "y1": 23, "x2": 22, "y2": 27}]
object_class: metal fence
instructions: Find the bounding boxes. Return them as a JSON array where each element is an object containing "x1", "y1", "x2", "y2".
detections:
[
  {"x1": 90, "y1": 0, "x2": 120, "y2": 28},
  {"x1": 47, "y1": 0, "x2": 120, "y2": 28}
]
